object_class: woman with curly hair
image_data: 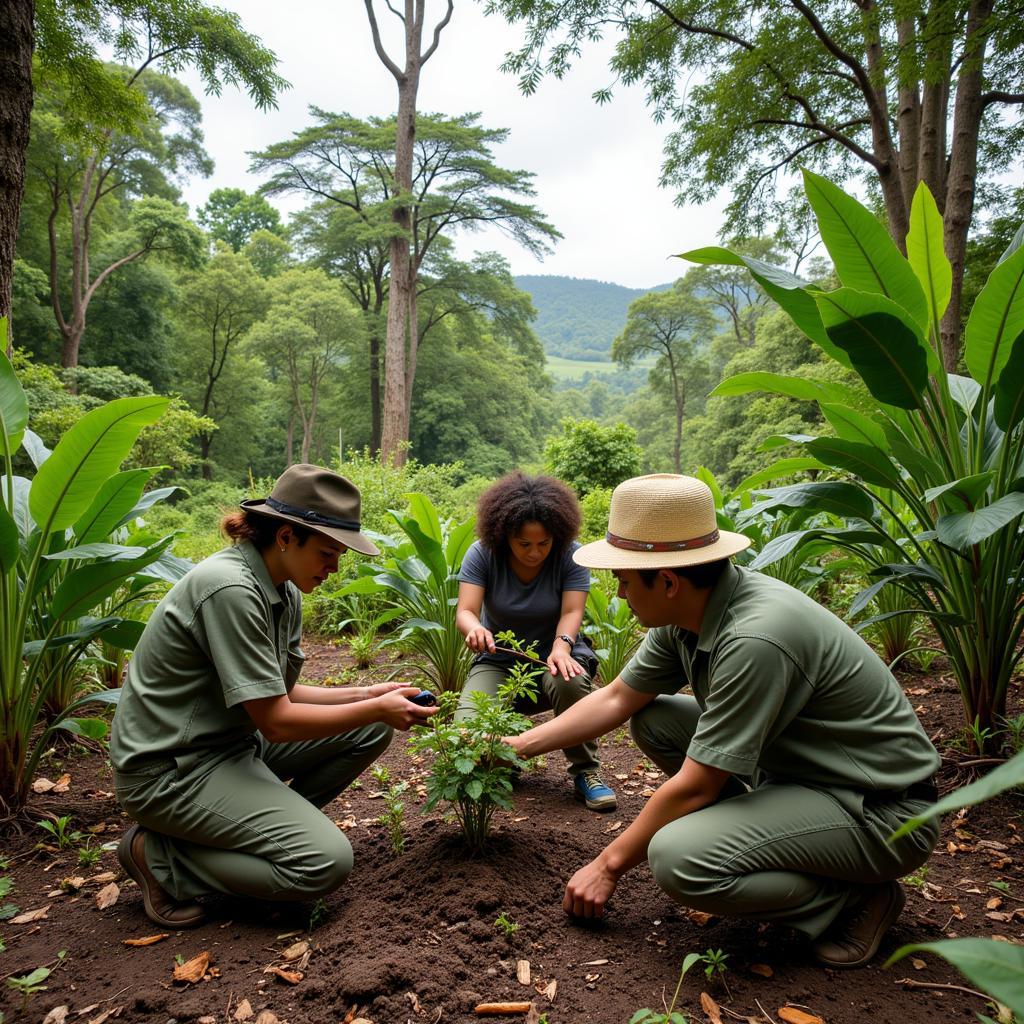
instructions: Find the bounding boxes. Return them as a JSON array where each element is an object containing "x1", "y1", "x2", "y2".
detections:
[{"x1": 455, "y1": 472, "x2": 616, "y2": 811}]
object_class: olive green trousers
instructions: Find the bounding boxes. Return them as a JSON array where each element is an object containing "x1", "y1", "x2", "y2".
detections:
[
  {"x1": 456, "y1": 661, "x2": 600, "y2": 776},
  {"x1": 114, "y1": 723, "x2": 392, "y2": 902},
  {"x1": 631, "y1": 695, "x2": 939, "y2": 938}
]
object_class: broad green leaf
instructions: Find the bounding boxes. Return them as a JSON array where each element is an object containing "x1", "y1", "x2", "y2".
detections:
[
  {"x1": 114, "y1": 484, "x2": 182, "y2": 529},
  {"x1": 1002, "y1": 222, "x2": 1024, "y2": 262},
  {"x1": 733, "y1": 458, "x2": 824, "y2": 494},
  {"x1": 886, "y1": 939, "x2": 1024, "y2": 1017},
  {"x1": 906, "y1": 181, "x2": 952, "y2": 328},
  {"x1": 21, "y1": 429, "x2": 50, "y2": 468},
  {"x1": 465, "y1": 778, "x2": 483, "y2": 801},
  {"x1": 964, "y1": 243, "x2": 1024, "y2": 387},
  {"x1": 390, "y1": 511, "x2": 447, "y2": 584},
  {"x1": 805, "y1": 437, "x2": 903, "y2": 489},
  {"x1": 947, "y1": 374, "x2": 981, "y2": 418},
  {"x1": 681, "y1": 246, "x2": 853, "y2": 367},
  {"x1": 882, "y1": 422, "x2": 944, "y2": 487},
  {"x1": 445, "y1": 516, "x2": 476, "y2": 569},
  {"x1": 710, "y1": 372, "x2": 850, "y2": 404},
  {"x1": 936, "y1": 492, "x2": 1024, "y2": 549},
  {"x1": 74, "y1": 469, "x2": 154, "y2": 543},
  {"x1": 0, "y1": 336, "x2": 28, "y2": 457},
  {"x1": 49, "y1": 539, "x2": 172, "y2": 621},
  {"x1": 694, "y1": 466, "x2": 723, "y2": 508},
  {"x1": 22, "y1": 616, "x2": 122, "y2": 657},
  {"x1": 58, "y1": 717, "x2": 110, "y2": 740},
  {"x1": 748, "y1": 529, "x2": 820, "y2": 570},
  {"x1": 403, "y1": 493, "x2": 443, "y2": 545},
  {"x1": 43, "y1": 543, "x2": 146, "y2": 561},
  {"x1": 819, "y1": 403, "x2": 888, "y2": 449},
  {"x1": 747, "y1": 481, "x2": 876, "y2": 522},
  {"x1": 893, "y1": 750, "x2": 1024, "y2": 838},
  {"x1": 3, "y1": 473, "x2": 33, "y2": 539},
  {"x1": 0, "y1": 503, "x2": 17, "y2": 573},
  {"x1": 803, "y1": 169, "x2": 929, "y2": 329},
  {"x1": 30, "y1": 396, "x2": 169, "y2": 534},
  {"x1": 815, "y1": 289, "x2": 930, "y2": 409},
  {"x1": 924, "y1": 473, "x2": 995, "y2": 512},
  {"x1": 993, "y1": 328, "x2": 1024, "y2": 431},
  {"x1": 135, "y1": 549, "x2": 193, "y2": 585},
  {"x1": 99, "y1": 618, "x2": 146, "y2": 651}
]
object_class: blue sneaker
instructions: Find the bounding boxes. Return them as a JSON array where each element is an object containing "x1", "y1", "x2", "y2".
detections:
[{"x1": 574, "y1": 771, "x2": 617, "y2": 812}]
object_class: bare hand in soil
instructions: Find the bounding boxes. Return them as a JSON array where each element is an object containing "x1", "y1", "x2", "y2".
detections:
[
  {"x1": 375, "y1": 687, "x2": 440, "y2": 730},
  {"x1": 563, "y1": 857, "x2": 619, "y2": 919},
  {"x1": 546, "y1": 651, "x2": 584, "y2": 681}
]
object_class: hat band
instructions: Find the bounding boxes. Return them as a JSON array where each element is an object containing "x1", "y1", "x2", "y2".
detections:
[
  {"x1": 265, "y1": 496, "x2": 361, "y2": 532},
  {"x1": 605, "y1": 528, "x2": 721, "y2": 552}
]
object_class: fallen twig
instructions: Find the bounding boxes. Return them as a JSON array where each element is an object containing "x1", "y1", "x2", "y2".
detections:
[{"x1": 895, "y1": 977, "x2": 991, "y2": 1001}]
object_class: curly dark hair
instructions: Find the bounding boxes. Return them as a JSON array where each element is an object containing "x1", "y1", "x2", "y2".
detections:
[{"x1": 476, "y1": 472, "x2": 581, "y2": 556}]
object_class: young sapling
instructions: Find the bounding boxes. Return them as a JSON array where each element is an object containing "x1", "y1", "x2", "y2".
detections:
[{"x1": 371, "y1": 764, "x2": 409, "y2": 854}]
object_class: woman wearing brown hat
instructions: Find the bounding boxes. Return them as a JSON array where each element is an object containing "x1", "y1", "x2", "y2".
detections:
[
  {"x1": 502, "y1": 473, "x2": 940, "y2": 969},
  {"x1": 455, "y1": 471, "x2": 616, "y2": 811},
  {"x1": 110, "y1": 464, "x2": 438, "y2": 929}
]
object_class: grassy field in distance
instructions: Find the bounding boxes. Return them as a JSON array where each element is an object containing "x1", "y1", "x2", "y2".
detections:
[{"x1": 545, "y1": 355, "x2": 656, "y2": 381}]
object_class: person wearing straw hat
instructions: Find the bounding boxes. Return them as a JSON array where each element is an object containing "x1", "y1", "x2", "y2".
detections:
[
  {"x1": 503, "y1": 474, "x2": 940, "y2": 969},
  {"x1": 111, "y1": 464, "x2": 438, "y2": 929}
]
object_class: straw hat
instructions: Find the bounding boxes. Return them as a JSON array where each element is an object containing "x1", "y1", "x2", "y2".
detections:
[
  {"x1": 574, "y1": 474, "x2": 750, "y2": 569},
  {"x1": 240, "y1": 464, "x2": 380, "y2": 556}
]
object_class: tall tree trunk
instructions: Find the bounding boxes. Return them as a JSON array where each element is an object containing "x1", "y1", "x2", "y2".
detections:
[
  {"x1": 404, "y1": 281, "x2": 419, "y2": 437},
  {"x1": 0, "y1": 0, "x2": 34, "y2": 352},
  {"x1": 369, "y1": 304, "x2": 383, "y2": 454},
  {"x1": 941, "y1": 0, "x2": 992, "y2": 370},
  {"x1": 285, "y1": 409, "x2": 295, "y2": 466},
  {"x1": 365, "y1": 0, "x2": 452, "y2": 466}
]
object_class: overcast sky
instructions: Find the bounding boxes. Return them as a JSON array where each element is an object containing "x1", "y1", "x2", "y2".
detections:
[{"x1": 177, "y1": 1, "x2": 729, "y2": 289}]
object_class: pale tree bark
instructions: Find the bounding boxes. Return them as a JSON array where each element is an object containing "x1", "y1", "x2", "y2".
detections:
[
  {"x1": 0, "y1": 0, "x2": 34, "y2": 354},
  {"x1": 364, "y1": 0, "x2": 453, "y2": 466}
]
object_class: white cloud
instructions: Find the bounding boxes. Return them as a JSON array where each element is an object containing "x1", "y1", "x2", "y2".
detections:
[{"x1": 177, "y1": 1, "x2": 727, "y2": 288}]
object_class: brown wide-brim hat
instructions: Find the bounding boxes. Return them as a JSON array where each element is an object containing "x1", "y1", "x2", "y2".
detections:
[
  {"x1": 241, "y1": 463, "x2": 380, "y2": 556},
  {"x1": 574, "y1": 473, "x2": 751, "y2": 570}
]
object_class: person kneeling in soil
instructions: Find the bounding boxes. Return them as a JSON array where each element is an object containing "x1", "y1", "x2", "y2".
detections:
[
  {"x1": 455, "y1": 471, "x2": 616, "y2": 812},
  {"x1": 502, "y1": 474, "x2": 940, "y2": 969},
  {"x1": 110, "y1": 465, "x2": 438, "y2": 929}
]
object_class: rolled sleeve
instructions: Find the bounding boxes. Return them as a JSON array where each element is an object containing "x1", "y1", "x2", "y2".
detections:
[{"x1": 194, "y1": 586, "x2": 288, "y2": 708}]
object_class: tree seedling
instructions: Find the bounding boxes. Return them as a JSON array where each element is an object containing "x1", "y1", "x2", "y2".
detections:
[
  {"x1": 308, "y1": 897, "x2": 329, "y2": 931},
  {"x1": 371, "y1": 764, "x2": 409, "y2": 854},
  {"x1": 6, "y1": 968, "x2": 50, "y2": 1013},
  {"x1": 409, "y1": 631, "x2": 542, "y2": 852},
  {"x1": 37, "y1": 815, "x2": 84, "y2": 850},
  {"x1": 629, "y1": 948, "x2": 730, "y2": 1024},
  {"x1": 0, "y1": 875, "x2": 18, "y2": 923},
  {"x1": 77, "y1": 839, "x2": 102, "y2": 869},
  {"x1": 903, "y1": 864, "x2": 930, "y2": 889},
  {"x1": 494, "y1": 911, "x2": 519, "y2": 938}
]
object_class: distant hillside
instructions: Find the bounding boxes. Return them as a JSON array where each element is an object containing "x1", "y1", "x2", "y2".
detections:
[{"x1": 515, "y1": 274, "x2": 673, "y2": 361}]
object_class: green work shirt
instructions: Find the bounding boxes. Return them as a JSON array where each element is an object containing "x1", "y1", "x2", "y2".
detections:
[
  {"x1": 110, "y1": 541, "x2": 303, "y2": 775},
  {"x1": 621, "y1": 562, "x2": 939, "y2": 793}
]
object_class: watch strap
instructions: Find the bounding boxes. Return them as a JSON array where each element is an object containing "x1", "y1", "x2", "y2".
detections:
[{"x1": 556, "y1": 633, "x2": 576, "y2": 647}]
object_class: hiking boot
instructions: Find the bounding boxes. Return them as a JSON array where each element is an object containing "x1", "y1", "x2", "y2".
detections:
[
  {"x1": 812, "y1": 880, "x2": 905, "y2": 968},
  {"x1": 573, "y1": 771, "x2": 617, "y2": 812},
  {"x1": 117, "y1": 824, "x2": 206, "y2": 929}
]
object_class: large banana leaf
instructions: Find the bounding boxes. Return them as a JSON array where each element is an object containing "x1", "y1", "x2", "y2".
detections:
[
  {"x1": 906, "y1": 181, "x2": 952, "y2": 329},
  {"x1": 964, "y1": 242, "x2": 1024, "y2": 388},
  {"x1": 0, "y1": 335, "x2": 28, "y2": 457},
  {"x1": 74, "y1": 469, "x2": 156, "y2": 543},
  {"x1": 802, "y1": 169, "x2": 929, "y2": 330},
  {"x1": 29, "y1": 396, "x2": 170, "y2": 534}
]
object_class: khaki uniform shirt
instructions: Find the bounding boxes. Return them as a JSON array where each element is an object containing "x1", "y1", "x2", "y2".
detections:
[
  {"x1": 621, "y1": 563, "x2": 939, "y2": 792},
  {"x1": 110, "y1": 541, "x2": 303, "y2": 774}
]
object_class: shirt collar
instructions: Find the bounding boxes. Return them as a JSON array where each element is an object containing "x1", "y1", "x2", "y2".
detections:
[
  {"x1": 237, "y1": 540, "x2": 283, "y2": 606},
  {"x1": 695, "y1": 560, "x2": 742, "y2": 653}
]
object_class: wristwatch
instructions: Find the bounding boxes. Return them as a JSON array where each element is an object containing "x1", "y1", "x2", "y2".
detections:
[{"x1": 556, "y1": 634, "x2": 576, "y2": 648}]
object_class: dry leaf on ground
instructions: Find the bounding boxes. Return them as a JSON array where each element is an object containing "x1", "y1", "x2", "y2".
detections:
[
  {"x1": 123, "y1": 933, "x2": 170, "y2": 946},
  {"x1": 265, "y1": 965, "x2": 303, "y2": 984},
  {"x1": 95, "y1": 882, "x2": 120, "y2": 909},
  {"x1": 11, "y1": 904, "x2": 50, "y2": 924},
  {"x1": 89, "y1": 871, "x2": 118, "y2": 884},
  {"x1": 42, "y1": 1007, "x2": 69, "y2": 1024},
  {"x1": 406, "y1": 991, "x2": 423, "y2": 1014},
  {"x1": 32, "y1": 777, "x2": 57, "y2": 793},
  {"x1": 282, "y1": 939, "x2": 310, "y2": 961},
  {"x1": 603, "y1": 820, "x2": 623, "y2": 833},
  {"x1": 517, "y1": 959, "x2": 531, "y2": 985},
  {"x1": 87, "y1": 1009, "x2": 120, "y2": 1024},
  {"x1": 253, "y1": 1013, "x2": 279, "y2": 1024},
  {"x1": 233, "y1": 998, "x2": 253, "y2": 1020},
  {"x1": 685, "y1": 909, "x2": 714, "y2": 927},
  {"x1": 778, "y1": 1008, "x2": 826, "y2": 1024},
  {"x1": 749, "y1": 963, "x2": 774, "y2": 977},
  {"x1": 173, "y1": 951, "x2": 210, "y2": 983},
  {"x1": 540, "y1": 979, "x2": 557, "y2": 1001},
  {"x1": 701, "y1": 991, "x2": 724, "y2": 1024}
]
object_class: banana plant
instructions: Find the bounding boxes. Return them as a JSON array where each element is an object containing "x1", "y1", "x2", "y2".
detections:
[
  {"x1": 683, "y1": 173, "x2": 1024, "y2": 749},
  {"x1": 584, "y1": 582, "x2": 643, "y2": 685},
  {"x1": 0, "y1": 326, "x2": 171, "y2": 812},
  {"x1": 339, "y1": 493, "x2": 475, "y2": 693}
]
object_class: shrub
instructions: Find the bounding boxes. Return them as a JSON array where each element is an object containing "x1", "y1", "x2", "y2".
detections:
[{"x1": 544, "y1": 419, "x2": 642, "y2": 497}]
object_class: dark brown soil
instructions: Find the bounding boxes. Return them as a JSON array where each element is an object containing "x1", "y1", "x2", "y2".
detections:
[{"x1": 3, "y1": 639, "x2": 1023, "y2": 1024}]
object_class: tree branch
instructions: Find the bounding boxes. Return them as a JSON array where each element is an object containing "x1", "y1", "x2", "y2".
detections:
[
  {"x1": 364, "y1": 0, "x2": 404, "y2": 81},
  {"x1": 981, "y1": 90, "x2": 1024, "y2": 107},
  {"x1": 421, "y1": 0, "x2": 454, "y2": 65}
]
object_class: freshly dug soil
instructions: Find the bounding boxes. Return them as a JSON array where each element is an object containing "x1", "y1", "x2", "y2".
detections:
[{"x1": 2, "y1": 639, "x2": 1022, "y2": 1024}]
